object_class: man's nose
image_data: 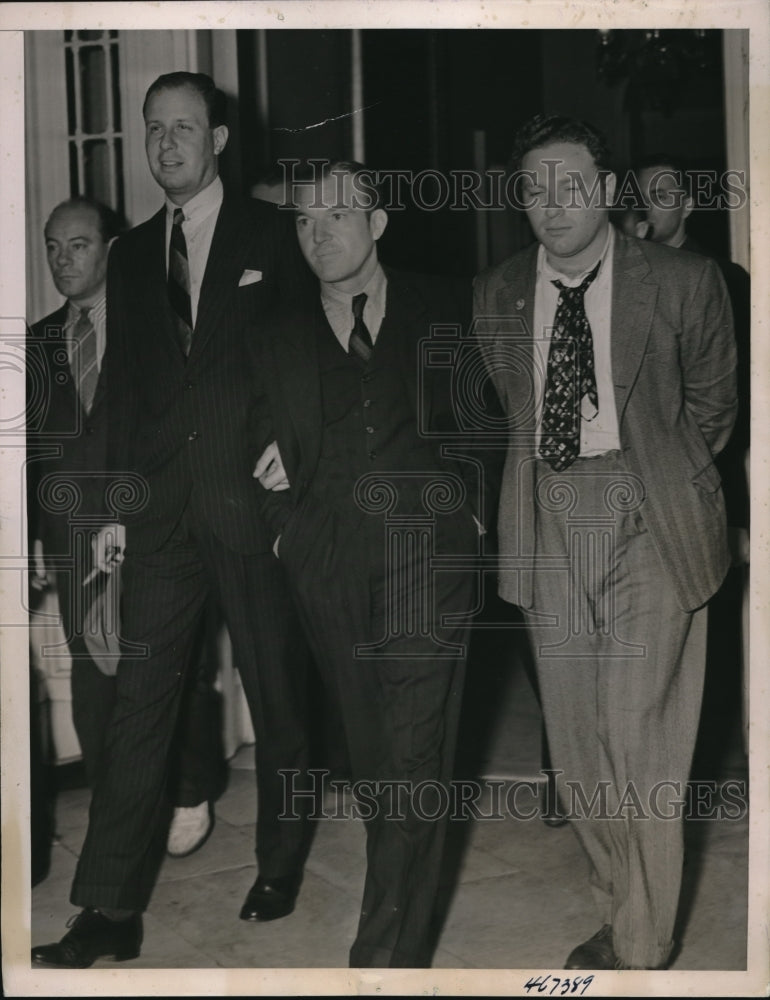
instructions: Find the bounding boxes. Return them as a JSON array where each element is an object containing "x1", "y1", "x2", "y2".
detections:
[
  {"x1": 159, "y1": 129, "x2": 175, "y2": 150},
  {"x1": 54, "y1": 246, "x2": 72, "y2": 267},
  {"x1": 544, "y1": 201, "x2": 564, "y2": 219}
]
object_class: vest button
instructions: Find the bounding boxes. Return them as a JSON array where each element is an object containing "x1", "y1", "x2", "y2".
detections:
[
  {"x1": 362, "y1": 399, "x2": 371, "y2": 408},
  {"x1": 369, "y1": 450, "x2": 377, "y2": 461},
  {"x1": 188, "y1": 431, "x2": 198, "y2": 441},
  {"x1": 365, "y1": 426, "x2": 374, "y2": 434},
  {"x1": 184, "y1": 381, "x2": 194, "y2": 390}
]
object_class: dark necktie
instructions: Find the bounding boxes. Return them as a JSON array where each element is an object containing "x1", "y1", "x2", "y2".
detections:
[
  {"x1": 538, "y1": 260, "x2": 601, "y2": 471},
  {"x1": 70, "y1": 306, "x2": 98, "y2": 414},
  {"x1": 349, "y1": 292, "x2": 373, "y2": 364},
  {"x1": 168, "y1": 207, "x2": 193, "y2": 356}
]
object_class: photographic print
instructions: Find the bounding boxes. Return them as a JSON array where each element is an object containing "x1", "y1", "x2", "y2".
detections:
[{"x1": 1, "y1": 2, "x2": 767, "y2": 996}]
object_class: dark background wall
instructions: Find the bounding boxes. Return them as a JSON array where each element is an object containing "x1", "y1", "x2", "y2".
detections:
[{"x1": 235, "y1": 28, "x2": 730, "y2": 277}]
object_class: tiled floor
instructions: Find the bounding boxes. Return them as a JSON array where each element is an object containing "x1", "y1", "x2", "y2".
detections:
[{"x1": 28, "y1": 609, "x2": 750, "y2": 975}]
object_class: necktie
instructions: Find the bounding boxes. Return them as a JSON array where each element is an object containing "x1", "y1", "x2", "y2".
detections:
[
  {"x1": 349, "y1": 292, "x2": 373, "y2": 364},
  {"x1": 70, "y1": 306, "x2": 98, "y2": 414},
  {"x1": 168, "y1": 207, "x2": 193, "y2": 356},
  {"x1": 538, "y1": 260, "x2": 601, "y2": 471}
]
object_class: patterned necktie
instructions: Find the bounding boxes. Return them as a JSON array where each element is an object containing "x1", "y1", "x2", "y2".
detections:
[
  {"x1": 168, "y1": 207, "x2": 193, "y2": 356},
  {"x1": 70, "y1": 306, "x2": 98, "y2": 414},
  {"x1": 538, "y1": 260, "x2": 601, "y2": 471},
  {"x1": 349, "y1": 292, "x2": 373, "y2": 364}
]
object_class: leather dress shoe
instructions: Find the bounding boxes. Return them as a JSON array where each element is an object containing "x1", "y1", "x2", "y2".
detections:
[
  {"x1": 564, "y1": 924, "x2": 621, "y2": 970},
  {"x1": 239, "y1": 873, "x2": 300, "y2": 921},
  {"x1": 31, "y1": 907, "x2": 142, "y2": 968}
]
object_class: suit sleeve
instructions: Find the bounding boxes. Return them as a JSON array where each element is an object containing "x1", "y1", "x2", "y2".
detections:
[
  {"x1": 249, "y1": 335, "x2": 295, "y2": 540},
  {"x1": 680, "y1": 257, "x2": 738, "y2": 457}
]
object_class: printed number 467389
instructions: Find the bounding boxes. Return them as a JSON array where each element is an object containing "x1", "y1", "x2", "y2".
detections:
[{"x1": 523, "y1": 974, "x2": 594, "y2": 995}]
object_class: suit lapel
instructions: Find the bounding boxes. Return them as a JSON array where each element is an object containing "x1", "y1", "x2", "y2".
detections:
[
  {"x1": 190, "y1": 197, "x2": 249, "y2": 363},
  {"x1": 495, "y1": 244, "x2": 539, "y2": 434},
  {"x1": 610, "y1": 230, "x2": 658, "y2": 426}
]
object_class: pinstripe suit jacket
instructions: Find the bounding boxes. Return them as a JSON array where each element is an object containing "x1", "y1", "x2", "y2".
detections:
[
  {"x1": 474, "y1": 228, "x2": 737, "y2": 613},
  {"x1": 104, "y1": 193, "x2": 308, "y2": 554}
]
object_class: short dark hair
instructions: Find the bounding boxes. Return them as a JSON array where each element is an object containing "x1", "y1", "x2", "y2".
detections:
[
  {"x1": 510, "y1": 114, "x2": 613, "y2": 175},
  {"x1": 635, "y1": 152, "x2": 691, "y2": 195},
  {"x1": 45, "y1": 196, "x2": 124, "y2": 242},
  {"x1": 290, "y1": 159, "x2": 384, "y2": 214},
  {"x1": 143, "y1": 72, "x2": 227, "y2": 128}
]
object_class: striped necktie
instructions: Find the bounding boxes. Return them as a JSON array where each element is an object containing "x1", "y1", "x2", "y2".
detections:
[
  {"x1": 538, "y1": 260, "x2": 601, "y2": 471},
  {"x1": 168, "y1": 207, "x2": 193, "y2": 356},
  {"x1": 70, "y1": 306, "x2": 98, "y2": 414},
  {"x1": 349, "y1": 292, "x2": 373, "y2": 364}
]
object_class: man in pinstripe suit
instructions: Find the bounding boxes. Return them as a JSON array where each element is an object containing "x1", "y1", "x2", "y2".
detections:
[
  {"x1": 32, "y1": 72, "x2": 313, "y2": 968},
  {"x1": 474, "y1": 115, "x2": 737, "y2": 971}
]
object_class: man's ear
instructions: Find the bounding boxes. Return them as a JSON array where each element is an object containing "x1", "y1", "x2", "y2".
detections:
[
  {"x1": 213, "y1": 125, "x2": 229, "y2": 156},
  {"x1": 369, "y1": 208, "x2": 388, "y2": 242},
  {"x1": 604, "y1": 171, "x2": 618, "y2": 210}
]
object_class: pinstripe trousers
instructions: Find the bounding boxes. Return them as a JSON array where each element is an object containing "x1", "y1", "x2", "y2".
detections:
[
  {"x1": 70, "y1": 498, "x2": 311, "y2": 911},
  {"x1": 523, "y1": 452, "x2": 707, "y2": 970}
]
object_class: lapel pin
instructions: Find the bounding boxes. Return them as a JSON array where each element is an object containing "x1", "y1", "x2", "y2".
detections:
[{"x1": 516, "y1": 298, "x2": 525, "y2": 311}]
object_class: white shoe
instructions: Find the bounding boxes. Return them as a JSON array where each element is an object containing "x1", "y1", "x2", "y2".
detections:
[{"x1": 166, "y1": 802, "x2": 213, "y2": 858}]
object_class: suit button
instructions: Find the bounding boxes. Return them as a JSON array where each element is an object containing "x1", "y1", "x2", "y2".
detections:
[
  {"x1": 188, "y1": 431, "x2": 198, "y2": 441},
  {"x1": 85, "y1": 426, "x2": 94, "y2": 435},
  {"x1": 361, "y1": 374, "x2": 372, "y2": 383},
  {"x1": 363, "y1": 399, "x2": 371, "y2": 408},
  {"x1": 369, "y1": 450, "x2": 377, "y2": 461},
  {"x1": 184, "y1": 381, "x2": 194, "y2": 390},
  {"x1": 365, "y1": 426, "x2": 374, "y2": 434}
]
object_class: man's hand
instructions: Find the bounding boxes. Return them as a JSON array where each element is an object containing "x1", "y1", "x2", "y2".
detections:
[
  {"x1": 254, "y1": 441, "x2": 290, "y2": 491},
  {"x1": 31, "y1": 538, "x2": 49, "y2": 591},
  {"x1": 91, "y1": 523, "x2": 126, "y2": 577}
]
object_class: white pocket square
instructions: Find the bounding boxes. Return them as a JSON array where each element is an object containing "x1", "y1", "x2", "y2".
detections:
[{"x1": 239, "y1": 269, "x2": 263, "y2": 287}]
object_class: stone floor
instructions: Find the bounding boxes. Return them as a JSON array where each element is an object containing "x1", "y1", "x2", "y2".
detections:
[{"x1": 16, "y1": 586, "x2": 757, "y2": 994}]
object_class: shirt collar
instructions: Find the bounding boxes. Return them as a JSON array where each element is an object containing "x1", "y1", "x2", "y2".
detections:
[
  {"x1": 66, "y1": 293, "x2": 106, "y2": 325},
  {"x1": 165, "y1": 175, "x2": 224, "y2": 226},
  {"x1": 538, "y1": 224, "x2": 614, "y2": 287},
  {"x1": 320, "y1": 261, "x2": 387, "y2": 312}
]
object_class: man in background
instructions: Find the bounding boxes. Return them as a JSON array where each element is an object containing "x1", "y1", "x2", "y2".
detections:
[{"x1": 28, "y1": 195, "x2": 228, "y2": 867}]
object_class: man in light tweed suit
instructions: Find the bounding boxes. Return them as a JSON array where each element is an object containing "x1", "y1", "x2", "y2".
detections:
[{"x1": 474, "y1": 115, "x2": 737, "y2": 970}]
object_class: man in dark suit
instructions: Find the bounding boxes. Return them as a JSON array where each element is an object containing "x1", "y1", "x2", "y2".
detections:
[
  {"x1": 28, "y1": 197, "x2": 227, "y2": 862},
  {"x1": 32, "y1": 73, "x2": 312, "y2": 968},
  {"x1": 28, "y1": 197, "x2": 120, "y2": 788},
  {"x1": 252, "y1": 161, "x2": 492, "y2": 967},
  {"x1": 475, "y1": 116, "x2": 737, "y2": 970}
]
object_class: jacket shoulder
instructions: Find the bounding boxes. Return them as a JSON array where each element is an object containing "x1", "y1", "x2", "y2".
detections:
[
  {"x1": 30, "y1": 303, "x2": 68, "y2": 338},
  {"x1": 474, "y1": 243, "x2": 537, "y2": 291}
]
